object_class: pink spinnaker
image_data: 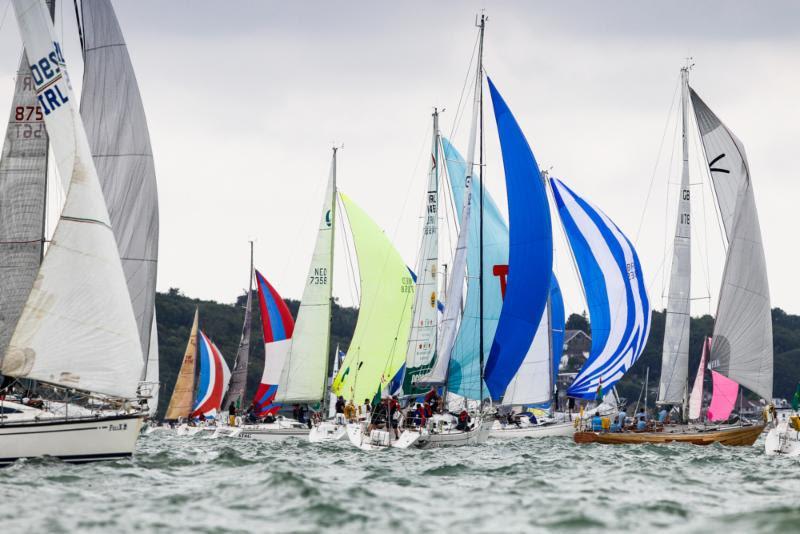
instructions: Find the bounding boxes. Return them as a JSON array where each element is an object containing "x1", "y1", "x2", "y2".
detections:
[{"x1": 707, "y1": 370, "x2": 739, "y2": 422}]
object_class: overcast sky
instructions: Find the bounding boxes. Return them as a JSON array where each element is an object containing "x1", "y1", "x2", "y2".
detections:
[{"x1": 0, "y1": 1, "x2": 798, "y2": 316}]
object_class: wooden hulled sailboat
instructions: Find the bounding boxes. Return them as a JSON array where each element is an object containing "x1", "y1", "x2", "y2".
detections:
[
  {"x1": 575, "y1": 66, "x2": 771, "y2": 446},
  {"x1": 0, "y1": 0, "x2": 148, "y2": 464}
]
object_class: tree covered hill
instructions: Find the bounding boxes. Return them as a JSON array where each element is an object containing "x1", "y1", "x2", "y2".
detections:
[{"x1": 153, "y1": 287, "x2": 800, "y2": 418}]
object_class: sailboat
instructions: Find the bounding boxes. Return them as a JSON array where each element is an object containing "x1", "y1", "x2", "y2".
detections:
[
  {"x1": 78, "y1": 0, "x2": 161, "y2": 419},
  {"x1": 0, "y1": 0, "x2": 147, "y2": 464},
  {"x1": 575, "y1": 65, "x2": 770, "y2": 446},
  {"x1": 164, "y1": 309, "x2": 199, "y2": 423}
]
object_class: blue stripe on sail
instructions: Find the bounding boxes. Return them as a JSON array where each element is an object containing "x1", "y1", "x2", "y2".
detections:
[
  {"x1": 389, "y1": 364, "x2": 405, "y2": 395},
  {"x1": 441, "y1": 138, "x2": 507, "y2": 400},
  {"x1": 193, "y1": 335, "x2": 213, "y2": 411},
  {"x1": 484, "y1": 78, "x2": 552, "y2": 400},
  {"x1": 550, "y1": 275, "x2": 565, "y2": 385},
  {"x1": 550, "y1": 178, "x2": 650, "y2": 399}
]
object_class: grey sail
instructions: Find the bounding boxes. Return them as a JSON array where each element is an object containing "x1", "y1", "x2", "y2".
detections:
[
  {"x1": 657, "y1": 69, "x2": 691, "y2": 404},
  {"x1": 0, "y1": 53, "x2": 48, "y2": 363},
  {"x1": 80, "y1": 0, "x2": 160, "y2": 370},
  {"x1": 223, "y1": 249, "x2": 254, "y2": 410},
  {"x1": 690, "y1": 88, "x2": 773, "y2": 400}
]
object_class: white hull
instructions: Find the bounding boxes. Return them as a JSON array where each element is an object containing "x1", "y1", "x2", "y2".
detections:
[
  {"x1": 490, "y1": 420, "x2": 575, "y2": 440},
  {"x1": 765, "y1": 422, "x2": 800, "y2": 457},
  {"x1": 308, "y1": 421, "x2": 348, "y2": 443},
  {"x1": 346, "y1": 423, "x2": 424, "y2": 450},
  {"x1": 419, "y1": 416, "x2": 492, "y2": 449},
  {"x1": 0, "y1": 413, "x2": 143, "y2": 466},
  {"x1": 211, "y1": 420, "x2": 310, "y2": 442}
]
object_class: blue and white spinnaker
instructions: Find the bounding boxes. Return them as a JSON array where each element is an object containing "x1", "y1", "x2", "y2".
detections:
[{"x1": 550, "y1": 178, "x2": 650, "y2": 399}]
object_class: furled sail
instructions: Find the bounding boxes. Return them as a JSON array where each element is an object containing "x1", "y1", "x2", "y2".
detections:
[
  {"x1": 404, "y1": 117, "x2": 441, "y2": 392},
  {"x1": 164, "y1": 308, "x2": 198, "y2": 420},
  {"x1": 223, "y1": 251, "x2": 253, "y2": 411},
  {"x1": 550, "y1": 178, "x2": 651, "y2": 399},
  {"x1": 688, "y1": 337, "x2": 709, "y2": 420},
  {"x1": 332, "y1": 192, "x2": 414, "y2": 403},
  {"x1": 690, "y1": 88, "x2": 773, "y2": 401},
  {"x1": 0, "y1": 53, "x2": 48, "y2": 362},
  {"x1": 440, "y1": 138, "x2": 507, "y2": 400},
  {"x1": 484, "y1": 78, "x2": 552, "y2": 400},
  {"x1": 190, "y1": 331, "x2": 231, "y2": 419},
  {"x1": 3, "y1": 0, "x2": 143, "y2": 398},
  {"x1": 252, "y1": 270, "x2": 294, "y2": 417},
  {"x1": 275, "y1": 154, "x2": 336, "y2": 403},
  {"x1": 80, "y1": 0, "x2": 159, "y2": 369},
  {"x1": 658, "y1": 71, "x2": 692, "y2": 404}
]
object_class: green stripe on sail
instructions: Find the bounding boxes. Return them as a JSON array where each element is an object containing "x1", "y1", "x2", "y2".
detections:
[{"x1": 332, "y1": 192, "x2": 414, "y2": 403}]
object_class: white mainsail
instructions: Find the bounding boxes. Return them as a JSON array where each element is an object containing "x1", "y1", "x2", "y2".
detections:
[
  {"x1": 0, "y1": 52, "x2": 48, "y2": 362},
  {"x1": 2, "y1": 0, "x2": 143, "y2": 399},
  {"x1": 658, "y1": 67, "x2": 692, "y2": 405},
  {"x1": 80, "y1": 0, "x2": 160, "y2": 370},
  {"x1": 690, "y1": 88, "x2": 773, "y2": 401},
  {"x1": 404, "y1": 110, "x2": 440, "y2": 390},
  {"x1": 275, "y1": 150, "x2": 337, "y2": 403}
]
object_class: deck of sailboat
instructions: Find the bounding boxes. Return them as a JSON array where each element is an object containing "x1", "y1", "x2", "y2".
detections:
[{"x1": 574, "y1": 423, "x2": 764, "y2": 446}]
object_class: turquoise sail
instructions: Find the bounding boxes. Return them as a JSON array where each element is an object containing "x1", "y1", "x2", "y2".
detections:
[
  {"x1": 483, "y1": 78, "x2": 552, "y2": 399},
  {"x1": 441, "y1": 138, "x2": 508, "y2": 400}
]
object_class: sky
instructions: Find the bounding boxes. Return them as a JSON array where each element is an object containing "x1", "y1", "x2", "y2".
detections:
[{"x1": 0, "y1": 0, "x2": 798, "y2": 316}]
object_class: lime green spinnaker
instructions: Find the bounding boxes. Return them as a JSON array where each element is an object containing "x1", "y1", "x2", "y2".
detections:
[{"x1": 332, "y1": 192, "x2": 414, "y2": 402}]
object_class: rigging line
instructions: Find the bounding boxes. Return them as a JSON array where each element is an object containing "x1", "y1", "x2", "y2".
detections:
[
  {"x1": 0, "y1": 1, "x2": 10, "y2": 35},
  {"x1": 73, "y1": 0, "x2": 84, "y2": 57},
  {"x1": 337, "y1": 193, "x2": 360, "y2": 307},
  {"x1": 447, "y1": 31, "x2": 480, "y2": 145},
  {"x1": 660, "y1": 102, "x2": 681, "y2": 302},
  {"x1": 634, "y1": 73, "x2": 681, "y2": 244},
  {"x1": 690, "y1": 120, "x2": 713, "y2": 303}
]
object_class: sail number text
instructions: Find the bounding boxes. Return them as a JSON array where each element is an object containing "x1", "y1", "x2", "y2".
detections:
[{"x1": 309, "y1": 267, "x2": 328, "y2": 285}]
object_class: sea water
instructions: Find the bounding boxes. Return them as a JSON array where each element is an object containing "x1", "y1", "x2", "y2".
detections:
[{"x1": 1, "y1": 432, "x2": 798, "y2": 533}]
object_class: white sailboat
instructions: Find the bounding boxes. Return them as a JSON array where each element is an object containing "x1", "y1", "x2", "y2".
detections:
[{"x1": 0, "y1": 0, "x2": 146, "y2": 464}]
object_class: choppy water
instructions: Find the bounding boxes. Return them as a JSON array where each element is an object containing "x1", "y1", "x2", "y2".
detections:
[{"x1": 1, "y1": 432, "x2": 798, "y2": 533}]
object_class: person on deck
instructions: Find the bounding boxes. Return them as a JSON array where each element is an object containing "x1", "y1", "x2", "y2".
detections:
[
  {"x1": 228, "y1": 402, "x2": 237, "y2": 427},
  {"x1": 526, "y1": 411, "x2": 538, "y2": 426},
  {"x1": 423, "y1": 402, "x2": 433, "y2": 419},
  {"x1": 335, "y1": 396, "x2": 345, "y2": 415},
  {"x1": 424, "y1": 387, "x2": 440, "y2": 412},
  {"x1": 456, "y1": 410, "x2": 471, "y2": 431},
  {"x1": 617, "y1": 409, "x2": 627, "y2": 430},
  {"x1": 591, "y1": 411, "x2": 603, "y2": 432},
  {"x1": 344, "y1": 400, "x2": 357, "y2": 422},
  {"x1": 658, "y1": 407, "x2": 669, "y2": 423},
  {"x1": 368, "y1": 398, "x2": 388, "y2": 433},
  {"x1": 636, "y1": 415, "x2": 647, "y2": 431},
  {"x1": 359, "y1": 398, "x2": 371, "y2": 421},
  {"x1": 389, "y1": 396, "x2": 401, "y2": 439},
  {"x1": 413, "y1": 403, "x2": 426, "y2": 427}
]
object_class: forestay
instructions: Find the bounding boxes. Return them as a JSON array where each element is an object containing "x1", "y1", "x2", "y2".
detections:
[
  {"x1": 2, "y1": 0, "x2": 143, "y2": 399},
  {"x1": 484, "y1": 78, "x2": 552, "y2": 401},
  {"x1": 80, "y1": 0, "x2": 159, "y2": 369},
  {"x1": 0, "y1": 53, "x2": 48, "y2": 363},
  {"x1": 276, "y1": 155, "x2": 336, "y2": 403},
  {"x1": 550, "y1": 178, "x2": 651, "y2": 399},
  {"x1": 691, "y1": 88, "x2": 773, "y2": 401},
  {"x1": 332, "y1": 193, "x2": 414, "y2": 403}
]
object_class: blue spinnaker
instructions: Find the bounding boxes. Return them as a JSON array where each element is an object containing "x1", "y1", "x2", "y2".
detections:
[
  {"x1": 483, "y1": 78, "x2": 553, "y2": 400},
  {"x1": 550, "y1": 178, "x2": 651, "y2": 399}
]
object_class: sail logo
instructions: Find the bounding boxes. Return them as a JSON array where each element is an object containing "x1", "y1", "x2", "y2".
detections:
[
  {"x1": 493, "y1": 264, "x2": 509, "y2": 298},
  {"x1": 325, "y1": 209, "x2": 332, "y2": 227},
  {"x1": 708, "y1": 153, "x2": 730, "y2": 174},
  {"x1": 29, "y1": 42, "x2": 70, "y2": 116}
]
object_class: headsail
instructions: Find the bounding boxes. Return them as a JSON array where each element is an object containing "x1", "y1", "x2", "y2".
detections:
[
  {"x1": 164, "y1": 308, "x2": 198, "y2": 420},
  {"x1": 275, "y1": 152, "x2": 336, "y2": 403},
  {"x1": 190, "y1": 331, "x2": 231, "y2": 419},
  {"x1": 688, "y1": 337, "x2": 709, "y2": 420},
  {"x1": 707, "y1": 369, "x2": 738, "y2": 422},
  {"x1": 691, "y1": 88, "x2": 773, "y2": 400},
  {"x1": 484, "y1": 78, "x2": 552, "y2": 400},
  {"x1": 440, "y1": 138, "x2": 507, "y2": 400},
  {"x1": 550, "y1": 178, "x2": 651, "y2": 399},
  {"x1": 80, "y1": 0, "x2": 159, "y2": 369},
  {"x1": 252, "y1": 270, "x2": 294, "y2": 417},
  {"x1": 332, "y1": 192, "x2": 414, "y2": 403},
  {"x1": 550, "y1": 276, "x2": 565, "y2": 385},
  {"x1": 0, "y1": 53, "x2": 48, "y2": 362},
  {"x1": 3, "y1": 0, "x2": 143, "y2": 398}
]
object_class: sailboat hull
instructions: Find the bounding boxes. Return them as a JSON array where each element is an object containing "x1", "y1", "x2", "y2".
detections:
[
  {"x1": 490, "y1": 420, "x2": 575, "y2": 440},
  {"x1": 0, "y1": 413, "x2": 143, "y2": 466},
  {"x1": 574, "y1": 423, "x2": 764, "y2": 446},
  {"x1": 418, "y1": 415, "x2": 492, "y2": 448},
  {"x1": 765, "y1": 421, "x2": 800, "y2": 456}
]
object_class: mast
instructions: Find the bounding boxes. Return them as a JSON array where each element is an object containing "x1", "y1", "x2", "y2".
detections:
[
  {"x1": 657, "y1": 63, "x2": 692, "y2": 411},
  {"x1": 321, "y1": 145, "x2": 338, "y2": 415},
  {"x1": 223, "y1": 241, "x2": 254, "y2": 411},
  {"x1": 477, "y1": 12, "x2": 486, "y2": 408}
]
